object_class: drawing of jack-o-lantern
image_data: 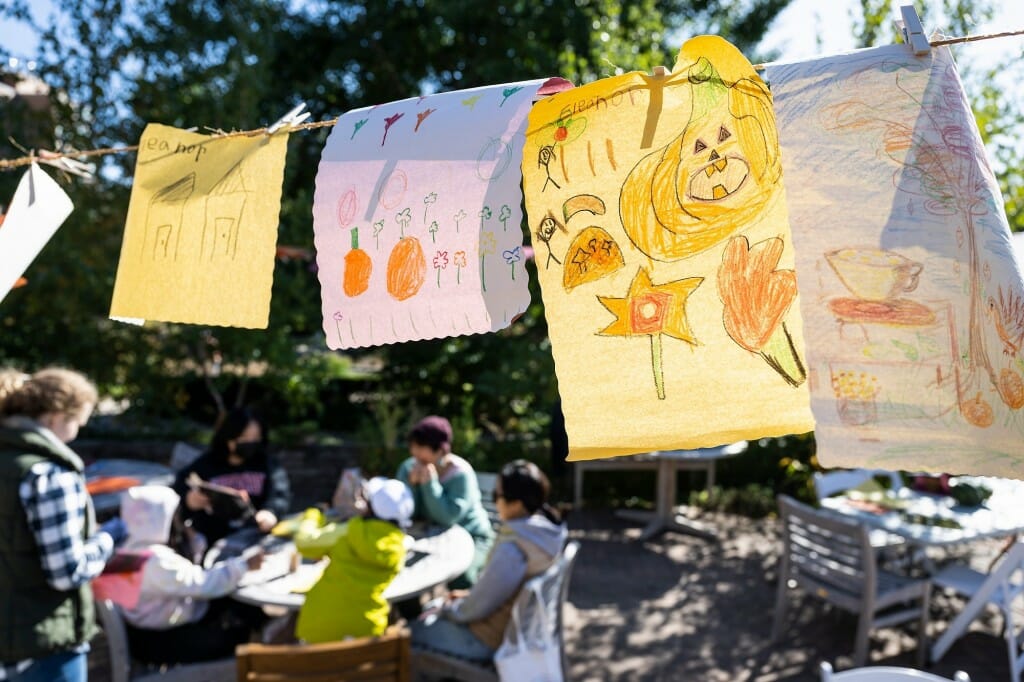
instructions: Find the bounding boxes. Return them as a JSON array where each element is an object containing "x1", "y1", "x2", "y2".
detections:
[{"x1": 620, "y1": 37, "x2": 781, "y2": 262}]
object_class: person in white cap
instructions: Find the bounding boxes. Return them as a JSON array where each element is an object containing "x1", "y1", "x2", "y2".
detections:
[
  {"x1": 102, "y1": 486, "x2": 265, "y2": 665},
  {"x1": 294, "y1": 477, "x2": 413, "y2": 643}
]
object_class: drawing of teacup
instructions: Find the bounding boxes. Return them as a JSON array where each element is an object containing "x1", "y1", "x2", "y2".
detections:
[{"x1": 825, "y1": 248, "x2": 923, "y2": 301}]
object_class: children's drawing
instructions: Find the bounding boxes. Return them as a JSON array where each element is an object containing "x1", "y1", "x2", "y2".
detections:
[
  {"x1": 522, "y1": 36, "x2": 813, "y2": 460},
  {"x1": 313, "y1": 80, "x2": 545, "y2": 348},
  {"x1": 718, "y1": 236, "x2": 805, "y2": 387},
  {"x1": 110, "y1": 124, "x2": 288, "y2": 328},
  {"x1": 562, "y1": 227, "x2": 624, "y2": 292},
  {"x1": 343, "y1": 227, "x2": 372, "y2": 298},
  {"x1": 535, "y1": 211, "x2": 568, "y2": 269},
  {"x1": 351, "y1": 119, "x2": 367, "y2": 140},
  {"x1": 769, "y1": 43, "x2": 1024, "y2": 476},
  {"x1": 0, "y1": 164, "x2": 73, "y2": 306},
  {"x1": 597, "y1": 267, "x2": 703, "y2": 400}
]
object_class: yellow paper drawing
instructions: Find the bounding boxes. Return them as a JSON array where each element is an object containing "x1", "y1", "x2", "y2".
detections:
[
  {"x1": 109, "y1": 124, "x2": 288, "y2": 328},
  {"x1": 523, "y1": 36, "x2": 814, "y2": 461}
]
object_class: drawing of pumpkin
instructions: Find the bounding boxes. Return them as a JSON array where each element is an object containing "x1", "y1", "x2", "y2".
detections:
[
  {"x1": 619, "y1": 38, "x2": 781, "y2": 262},
  {"x1": 960, "y1": 392, "x2": 994, "y2": 428},
  {"x1": 386, "y1": 236, "x2": 426, "y2": 301},
  {"x1": 343, "y1": 227, "x2": 372, "y2": 298},
  {"x1": 997, "y1": 369, "x2": 1024, "y2": 410}
]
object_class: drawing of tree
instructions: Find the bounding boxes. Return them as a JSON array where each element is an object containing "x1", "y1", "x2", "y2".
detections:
[
  {"x1": 372, "y1": 220, "x2": 385, "y2": 250},
  {"x1": 423, "y1": 192, "x2": 437, "y2": 223},
  {"x1": 428, "y1": 220, "x2": 439, "y2": 244},
  {"x1": 395, "y1": 208, "x2": 412, "y2": 238}
]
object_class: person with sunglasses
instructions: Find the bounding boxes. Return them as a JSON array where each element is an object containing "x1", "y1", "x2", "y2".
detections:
[{"x1": 409, "y1": 459, "x2": 567, "y2": 662}]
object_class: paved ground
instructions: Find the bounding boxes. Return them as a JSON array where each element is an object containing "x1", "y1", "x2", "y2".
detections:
[
  {"x1": 87, "y1": 507, "x2": 1011, "y2": 681},
  {"x1": 563, "y1": 509, "x2": 1009, "y2": 681}
]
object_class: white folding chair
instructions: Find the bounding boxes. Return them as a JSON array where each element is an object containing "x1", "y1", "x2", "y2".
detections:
[
  {"x1": 930, "y1": 541, "x2": 1024, "y2": 679},
  {"x1": 820, "y1": 661, "x2": 970, "y2": 681}
]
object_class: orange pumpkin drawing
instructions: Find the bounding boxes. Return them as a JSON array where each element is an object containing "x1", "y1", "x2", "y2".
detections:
[
  {"x1": 386, "y1": 237, "x2": 426, "y2": 301},
  {"x1": 343, "y1": 227, "x2": 372, "y2": 297}
]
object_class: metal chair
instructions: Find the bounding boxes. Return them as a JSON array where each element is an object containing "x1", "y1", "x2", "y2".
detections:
[
  {"x1": 95, "y1": 598, "x2": 236, "y2": 682},
  {"x1": 773, "y1": 495, "x2": 931, "y2": 667},
  {"x1": 413, "y1": 540, "x2": 580, "y2": 681},
  {"x1": 820, "y1": 661, "x2": 970, "y2": 681},
  {"x1": 476, "y1": 471, "x2": 500, "y2": 528}
]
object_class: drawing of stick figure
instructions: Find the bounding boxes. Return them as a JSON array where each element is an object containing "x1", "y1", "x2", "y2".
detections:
[
  {"x1": 538, "y1": 145, "x2": 560, "y2": 192},
  {"x1": 535, "y1": 211, "x2": 567, "y2": 269}
]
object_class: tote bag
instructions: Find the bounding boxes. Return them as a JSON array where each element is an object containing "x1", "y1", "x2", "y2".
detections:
[{"x1": 493, "y1": 581, "x2": 563, "y2": 682}]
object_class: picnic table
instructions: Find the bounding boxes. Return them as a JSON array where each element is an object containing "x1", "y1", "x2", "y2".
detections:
[
  {"x1": 575, "y1": 442, "x2": 747, "y2": 541},
  {"x1": 205, "y1": 523, "x2": 475, "y2": 610}
]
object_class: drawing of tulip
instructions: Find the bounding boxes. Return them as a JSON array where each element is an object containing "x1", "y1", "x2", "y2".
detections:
[
  {"x1": 372, "y1": 220, "x2": 385, "y2": 250},
  {"x1": 429, "y1": 220, "x2": 439, "y2": 244},
  {"x1": 718, "y1": 235, "x2": 806, "y2": 387},
  {"x1": 333, "y1": 311, "x2": 344, "y2": 345},
  {"x1": 479, "y1": 206, "x2": 491, "y2": 231},
  {"x1": 598, "y1": 267, "x2": 703, "y2": 400},
  {"x1": 453, "y1": 250, "x2": 467, "y2": 284},
  {"x1": 503, "y1": 246, "x2": 522, "y2": 281},
  {"x1": 396, "y1": 208, "x2": 412, "y2": 238},
  {"x1": 479, "y1": 231, "x2": 497, "y2": 292},
  {"x1": 423, "y1": 192, "x2": 437, "y2": 223},
  {"x1": 433, "y1": 250, "x2": 449, "y2": 287},
  {"x1": 498, "y1": 204, "x2": 512, "y2": 231},
  {"x1": 454, "y1": 209, "x2": 467, "y2": 233}
]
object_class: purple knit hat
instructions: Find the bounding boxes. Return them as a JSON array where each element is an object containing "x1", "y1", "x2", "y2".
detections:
[{"x1": 409, "y1": 415, "x2": 453, "y2": 452}]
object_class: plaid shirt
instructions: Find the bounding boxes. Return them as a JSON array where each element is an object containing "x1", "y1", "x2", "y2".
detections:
[{"x1": 0, "y1": 461, "x2": 113, "y2": 677}]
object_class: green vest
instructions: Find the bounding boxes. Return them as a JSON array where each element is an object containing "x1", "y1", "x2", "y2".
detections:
[{"x1": 0, "y1": 423, "x2": 98, "y2": 662}]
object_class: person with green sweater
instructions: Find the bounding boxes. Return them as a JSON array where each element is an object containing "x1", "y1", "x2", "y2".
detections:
[
  {"x1": 396, "y1": 416, "x2": 494, "y2": 588},
  {"x1": 294, "y1": 477, "x2": 413, "y2": 643}
]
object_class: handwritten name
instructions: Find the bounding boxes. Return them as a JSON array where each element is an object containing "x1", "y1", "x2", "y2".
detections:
[{"x1": 145, "y1": 137, "x2": 208, "y2": 162}]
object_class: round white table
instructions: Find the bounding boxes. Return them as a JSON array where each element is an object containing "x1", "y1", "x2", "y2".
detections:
[{"x1": 215, "y1": 524, "x2": 475, "y2": 610}]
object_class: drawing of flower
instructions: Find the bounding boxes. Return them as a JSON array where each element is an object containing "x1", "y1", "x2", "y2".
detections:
[
  {"x1": 503, "y1": 246, "x2": 521, "y2": 280},
  {"x1": 433, "y1": 250, "x2": 449, "y2": 287},
  {"x1": 718, "y1": 235, "x2": 806, "y2": 387},
  {"x1": 479, "y1": 206, "x2": 491, "y2": 231},
  {"x1": 453, "y1": 250, "x2": 467, "y2": 284},
  {"x1": 598, "y1": 267, "x2": 702, "y2": 399},
  {"x1": 479, "y1": 232, "x2": 497, "y2": 292},
  {"x1": 498, "y1": 204, "x2": 512, "y2": 231},
  {"x1": 333, "y1": 311, "x2": 344, "y2": 345},
  {"x1": 454, "y1": 209, "x2": 467, "y2": 233},
  {"x1": 428, "y1": 220, "x2": 439, "y2": 244},
  {"x1": 831, "y1": 370, "x2": 880, "y2": 426},
  {"x1": 396, "y1": 208, "x2": 412, "y2": 238},
  {"x1": 372, "y1": 220, "x2": 385, "y2": 250},
  {"x1": 423, "y1": 192, "x2": 437, "y2": 223}
]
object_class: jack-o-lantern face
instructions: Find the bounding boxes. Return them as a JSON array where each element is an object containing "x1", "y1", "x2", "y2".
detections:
[{"x1": 620, "y1": 45, "x2": 782, "y2": 262}]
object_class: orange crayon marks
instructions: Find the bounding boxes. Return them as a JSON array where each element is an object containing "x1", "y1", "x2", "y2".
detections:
[{"x1": 343, "y1": 228, "x2": 372, "y2": 298}]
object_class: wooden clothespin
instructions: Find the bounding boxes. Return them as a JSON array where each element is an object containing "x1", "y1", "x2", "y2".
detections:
[
  {"x1": 266, "y1": 102, "x2": 310, "y2": 135},
  {"x1": 37, "y1": 149, "x2": 95, "y2": 179},
  {"x1": 896, "y1": 5, "x2": 932, "y2": 56}
]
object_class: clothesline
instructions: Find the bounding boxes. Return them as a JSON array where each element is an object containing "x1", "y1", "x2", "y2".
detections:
[{"x1": 1, "y1": 25, "x2": 1022, "y2": 174}]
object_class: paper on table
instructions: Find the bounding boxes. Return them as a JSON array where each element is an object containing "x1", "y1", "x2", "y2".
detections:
[
  {"x1": 522, "y1": 36, "x2": 814, "y2": 461},
  {"x1": 767, "y1": 45, "x2": 1024, "y2": 476},
  {"x1": 0, "y1": 163, "x2": 73, "y2": 305},
  {"x1": 313, "y1": 79, "x2": 549, "y2": 349},
  {"x1": 109, "y1": 124, "x2": 288, "y2": 328}
]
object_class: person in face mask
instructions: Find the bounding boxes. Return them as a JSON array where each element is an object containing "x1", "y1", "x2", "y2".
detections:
[{"x1": 172, "y1": 407, "x2": 291, "y2": 545}]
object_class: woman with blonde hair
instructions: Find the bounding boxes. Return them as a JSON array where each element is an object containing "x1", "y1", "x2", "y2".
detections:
[{"x1": 0, "y1": 367, "x2": 127, "y2": 682}]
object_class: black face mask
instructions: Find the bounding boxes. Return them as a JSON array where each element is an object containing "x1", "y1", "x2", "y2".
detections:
[{"x1": 233, "y1": 442, "x2": 265, "y2": 461}]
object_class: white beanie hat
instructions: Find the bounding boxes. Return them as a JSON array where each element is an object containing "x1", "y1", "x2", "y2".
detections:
[{"x1": 364, "y1": 477, "x2": 414, "y2": 528}]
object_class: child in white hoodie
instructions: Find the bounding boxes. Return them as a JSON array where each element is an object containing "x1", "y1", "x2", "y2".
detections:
[{"x1": 114, "y1": 485, "x2": 264, "y2": 665}]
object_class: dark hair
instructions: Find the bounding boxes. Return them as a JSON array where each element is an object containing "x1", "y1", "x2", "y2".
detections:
[
  {"x1": 408, "y1": 415, "x2": 453, "y2": 453},
  {"x1": 498, "y1": 459, "x2": 560, "y2": 524},
  {"x1": 210, "y1": 407, "x2": 267, "y2": 460}
]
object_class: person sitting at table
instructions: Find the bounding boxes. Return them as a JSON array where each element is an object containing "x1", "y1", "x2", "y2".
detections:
[
  {"x1": 109, "y1": 485, "x2": 266, "y2": 665},
  {"x1": 397, "y1": 415, "x2": 494, "y2": 587},
  {"x1": 410, "y1": 459, "x2": 567, "y2": 661},
  {"x1": 293, "y1": 477, "x2": 413, "y2": 643},
  {"x1": 173, "y1": 406, "x2": 291, "y2": 546}
]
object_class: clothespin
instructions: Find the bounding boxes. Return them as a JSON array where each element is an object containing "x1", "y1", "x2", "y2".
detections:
[
  {"x1": 897, "y1": 5, "x2": 932, "y2": 56},
  {"x1": 266, "y1": 102, "x2": 310, "y2": 135},
  {"x1": 37, "y1": 149, "x2": 95, "y2": 179}
]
